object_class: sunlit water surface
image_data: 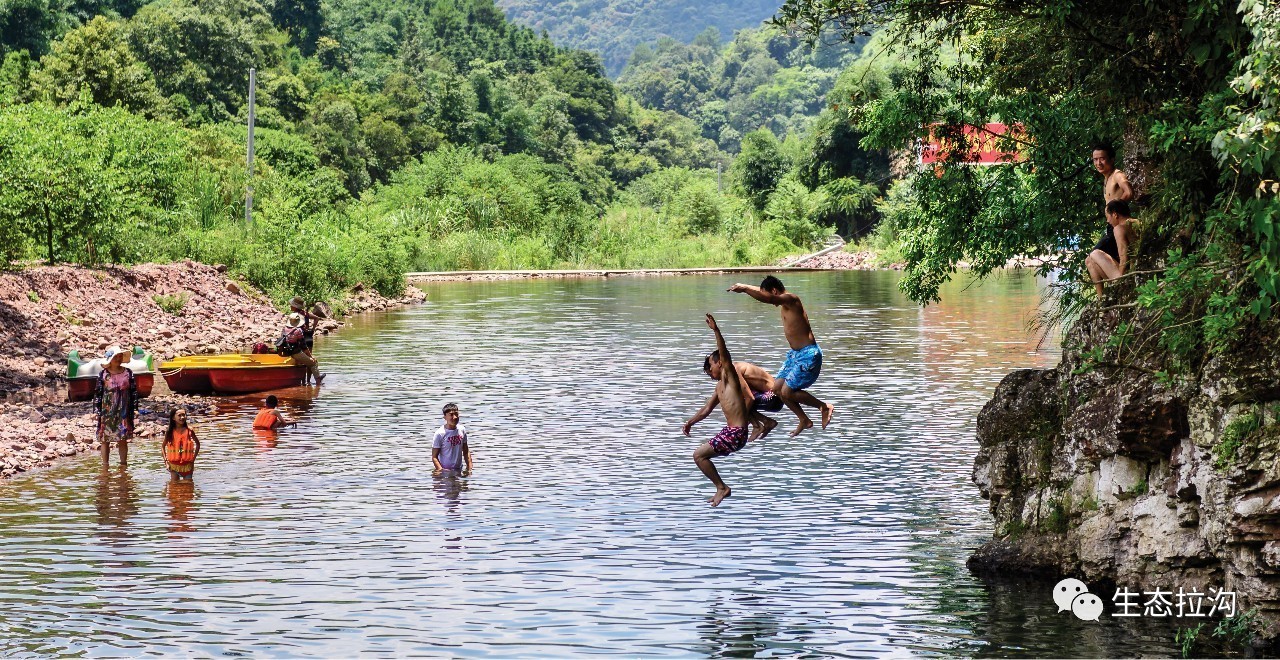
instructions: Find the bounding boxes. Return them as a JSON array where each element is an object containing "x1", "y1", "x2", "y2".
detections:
[{"x1": 0, "y1": 271, "x2": 1185, "y2": 656}]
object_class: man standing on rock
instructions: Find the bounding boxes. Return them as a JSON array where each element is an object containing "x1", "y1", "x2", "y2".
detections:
[
  {"x1": 1092, "y1": 144, "x2": 1133, "y2": 204},
  {"x1": 1087, "y1": 145, "x2": 1135, "y2": 299},
  {"x1": 728, "y1": 276, "x2": 834, "y2": 436}
]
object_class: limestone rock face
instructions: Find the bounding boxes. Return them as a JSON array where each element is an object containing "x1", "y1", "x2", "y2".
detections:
[{"x1": 971, "y1": 302, "x2": 1280, "y2": 646}]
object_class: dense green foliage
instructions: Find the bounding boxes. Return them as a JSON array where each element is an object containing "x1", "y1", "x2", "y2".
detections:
[
  {"x1": 776, "y1": 0, "x2": 1280, "y2": 372},
  {"x1": 0, "y1": 0, "x2": 830, "y2": 306},
  {"x1": 616, "y1": 25, "x2": 894, "y2": 238},
  {"x1": 494, "y1": 0, "x2": 783, "y2": 76},
  {"x1": 617, "y1": 26, "x2": 860, "y2": 152}
]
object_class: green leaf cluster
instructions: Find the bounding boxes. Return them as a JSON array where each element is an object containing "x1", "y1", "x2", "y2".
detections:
[{"x1": 773, "y1": 0, "x2": 1280, "y2": 367}]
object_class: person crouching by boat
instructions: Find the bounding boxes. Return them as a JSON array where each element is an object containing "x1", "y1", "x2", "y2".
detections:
[
  {"x1": 163, "y1": 408, "x2": 200, "y2": 480},
  {"x1": 279, "y1": 312, "x2": 324, "y2": 385},
  {"x1": 95, "y1": 347, "x2": 138, "y2": 468},
  {"x1": 288, "y1": 296, "x2": 324, "y2": 362},
  {"x1": 253, "y1": 395, "x2": 296, "y2": 430}
]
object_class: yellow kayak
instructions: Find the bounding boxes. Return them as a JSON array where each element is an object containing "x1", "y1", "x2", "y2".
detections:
[{"x1": 161, "y1": 354, "x2": 306, "y2": 394}]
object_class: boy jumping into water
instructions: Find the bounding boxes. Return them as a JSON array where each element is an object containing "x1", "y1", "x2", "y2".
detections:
[
  {"x1": 684, "y1": 352, "x2": 780, "y2": 441},
  {"x1": 692, "y1": 314, "x2": 754, "y2": 507},
  {"x1": 728, "y1": 276, "x2": 834, "y2": 436}
]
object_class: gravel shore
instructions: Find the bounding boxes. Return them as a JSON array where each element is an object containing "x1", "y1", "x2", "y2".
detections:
[{"x1": 0, "y1": 262, "x2": 424, "y2": 478}]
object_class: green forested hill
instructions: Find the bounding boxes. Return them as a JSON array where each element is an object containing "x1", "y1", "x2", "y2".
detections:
[
  {"x1": 494, "y1": 0, "x2": 783, "y2": 76},
  {"x1": 0, "y1": 0, "x2": 827, "y2": 304},
  {"x1": 617, "y1": 26, "x2": 860, "y2": 152}
]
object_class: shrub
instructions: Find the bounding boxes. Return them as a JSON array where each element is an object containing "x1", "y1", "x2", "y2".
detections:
[{"x1": 153, "y1": 291, "x2": 191, "y2": 315}]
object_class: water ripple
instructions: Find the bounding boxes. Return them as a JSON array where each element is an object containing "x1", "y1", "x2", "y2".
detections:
[{"x1": 0, "y1": 272, "x2": 1184, "y2": 656}]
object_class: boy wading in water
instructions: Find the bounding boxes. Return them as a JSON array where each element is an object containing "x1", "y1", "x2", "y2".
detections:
[
  {"x1": 692, "y1": 314, "x2": 754, "y2": 507},
  {"x1": 433, "y1": 403, "x2": 473, "y2": 475},
  {"x1": 728, "y1": 276, "x2": 834, "y2": 436},
  {"x1": 253, "y1": 395, "x2": 296, "y2": 430}
]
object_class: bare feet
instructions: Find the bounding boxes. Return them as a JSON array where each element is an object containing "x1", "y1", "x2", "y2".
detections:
[
  {"x1": 709, "y1": 486, "x2": 732, "y2": 507},
  {"x1": 821, "y1": 403, "x2": 834, "y2": 429},
  {"x1": 759, "y1": 416, "x2": 778, "y2": 438},
  {"x1": 790, "y1": 418, "x2": 813, "y2": 437},
  {"x1": 749, "y1": 425, "x2": 763, "y2": 442},
  {"x1": 315, "y1": 373, "x2": 326, "y2": 385}
]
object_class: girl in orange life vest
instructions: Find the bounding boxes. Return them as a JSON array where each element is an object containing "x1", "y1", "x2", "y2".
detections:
[
  {"x1": 253, "y1": 395, "x2": 296, "y2": 430},
  {"x1": 163, "y1": 408, "x2": 200, "y2": 480}
]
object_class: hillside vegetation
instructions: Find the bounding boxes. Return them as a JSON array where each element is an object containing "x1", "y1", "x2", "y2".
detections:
[
  {"x1": 494, "y1": 0, "x2": 781, "y2": 76},
  {"x1": 0, "y1": 0, "x2": 828, "y2": 305},
  {"x1": 618, "y1": 26, "x2": 861, "y2": 153}
]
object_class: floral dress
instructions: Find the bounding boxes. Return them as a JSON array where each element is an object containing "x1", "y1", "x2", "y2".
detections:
[{"x1": 95, "y1": 369, "x2": 137, "y2": 444}]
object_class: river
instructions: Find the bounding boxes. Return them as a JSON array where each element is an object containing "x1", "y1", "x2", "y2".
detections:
[{"x1": 0, "y1": 271, "x2": 1185, "y2": 656}]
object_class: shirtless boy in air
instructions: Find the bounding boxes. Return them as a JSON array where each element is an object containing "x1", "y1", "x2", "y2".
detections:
[
  {"x1": 691, "y1": 314, "x2": 753, "y2": 507},
  {"x1": 728, "y1": 276, "x2": 834, "y2": 436},
  {"x1": 684, "y1": 352, "x2": 780, "y2": 441}
]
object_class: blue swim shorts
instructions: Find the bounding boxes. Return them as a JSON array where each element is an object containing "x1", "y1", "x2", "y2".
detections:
[{"x1": 776, "y1": 343, "x2": 823, "y2": 391}]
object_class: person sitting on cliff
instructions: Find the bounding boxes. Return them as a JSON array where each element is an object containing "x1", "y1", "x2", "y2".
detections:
[
  {"x1": 684, "y1": 351, "x2": 780, "y2": 441},
  {"x1": 278, "y1": 313, "x2": 324, "y2": 385},
  {"x1": 1085, "y1": 199, "x2": 1138, "y2": 299},
  {"x1": 253, "y1": 395, "x2": 296, "y2": 430}
]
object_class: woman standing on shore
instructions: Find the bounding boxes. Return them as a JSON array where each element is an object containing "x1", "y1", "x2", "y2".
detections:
[{"x1": 95, "y1": 347, "x2": 138, "y2": 468}]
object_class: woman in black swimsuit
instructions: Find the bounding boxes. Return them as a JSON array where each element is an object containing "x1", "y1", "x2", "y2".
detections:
[{"x1": 1085, "y1": 200, "x2": 1135, "y2": 298}]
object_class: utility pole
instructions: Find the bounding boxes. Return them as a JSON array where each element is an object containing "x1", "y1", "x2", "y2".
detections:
[{"x1": 245, "y1": 67, "x2": 256, "y2": 223}]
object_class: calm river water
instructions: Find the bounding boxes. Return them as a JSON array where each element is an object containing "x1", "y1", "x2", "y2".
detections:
[{"x1": 0, "y1": 271, "x2": 1185, "y2": 656}]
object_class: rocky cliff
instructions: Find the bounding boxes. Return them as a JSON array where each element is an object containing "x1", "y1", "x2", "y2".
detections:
[{"x1": 969, "y1": 281, "x2": 1280, "y2": 645}]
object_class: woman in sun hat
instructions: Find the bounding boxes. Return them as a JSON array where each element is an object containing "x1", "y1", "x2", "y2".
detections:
[
  {"x1": 94, "y1": 347, "x2": 138, "y2": 468},
  {"x1": 278, "y1": 312, "x2": 324, "y2": 385},
  {"x1": 287, "y1": 296, "x2": 324, "y2": 354}
]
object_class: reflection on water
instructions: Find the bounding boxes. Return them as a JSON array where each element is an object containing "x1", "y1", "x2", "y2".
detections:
[
  {"x1": 0, "y1": 271, "x2": 1185, "y2": 656},
  {"x1": 164, "y1": 479, "x2": 196, "y2": 535},
  {"x1": 433, "y1": 471, "x2": 469, "y2": 515},
  {"x1": 253, "y1": 428, "x2": 278, "y2": 454}
]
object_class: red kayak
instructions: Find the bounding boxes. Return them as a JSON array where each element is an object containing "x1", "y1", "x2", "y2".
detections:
[
  {"x1": 162, "y1": 354, "x2": 307, "y2": 395},
  {"x1": 67, "y1": 372, "x2": 155, "y2": 402}
]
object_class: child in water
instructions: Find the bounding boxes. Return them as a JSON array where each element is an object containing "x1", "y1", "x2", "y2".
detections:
[
  {"x1": 163, "y1": 408, "x2": 200, "y2": 480},
  {"x1": 432, "y1": 403, "x2": 473, "y2": 475},
  {"x1": 253, "y1": 395, "x2": 296, "y2": 430}
]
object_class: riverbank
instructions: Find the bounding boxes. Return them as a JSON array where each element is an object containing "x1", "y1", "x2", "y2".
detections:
[{"x1": 0, "y1": 261, "x2": 424, "y2": 478}]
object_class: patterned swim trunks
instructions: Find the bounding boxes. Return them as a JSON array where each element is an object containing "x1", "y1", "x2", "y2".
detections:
[
  {"x1": 753, "y1": 390, "x2": 783, "y2": 413},
  {"x1": 709, "y1": 425, "x2": 749, "y2": 456}
]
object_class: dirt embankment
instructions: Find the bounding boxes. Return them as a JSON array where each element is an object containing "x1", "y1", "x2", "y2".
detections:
[{"x1": 0, "y1": 261, "x2": 424, "y2": 478}]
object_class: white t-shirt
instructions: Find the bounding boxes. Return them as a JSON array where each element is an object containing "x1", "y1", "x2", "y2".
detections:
[{"x1": 432, "y1": 424, "x2": 468, "y2": 470}]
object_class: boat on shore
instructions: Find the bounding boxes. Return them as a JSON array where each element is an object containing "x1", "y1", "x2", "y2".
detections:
[
  {"x1": 161, "y1": 354, "x2": 307, "y2": 395},
  {"x1": 66, "y1": 349, "x2": 156, "y2": 402}
]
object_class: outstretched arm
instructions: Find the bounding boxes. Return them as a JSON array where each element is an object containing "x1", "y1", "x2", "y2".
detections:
[
  {"x1": 706, "y1": 314, "x2": 731, "y2": 365},
  {"x1": 727, "y1": 284, "x2": 797, "y2": 306},
  {"x1": 683, "y1": 392, "x2": 720, "y2": 436}
]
